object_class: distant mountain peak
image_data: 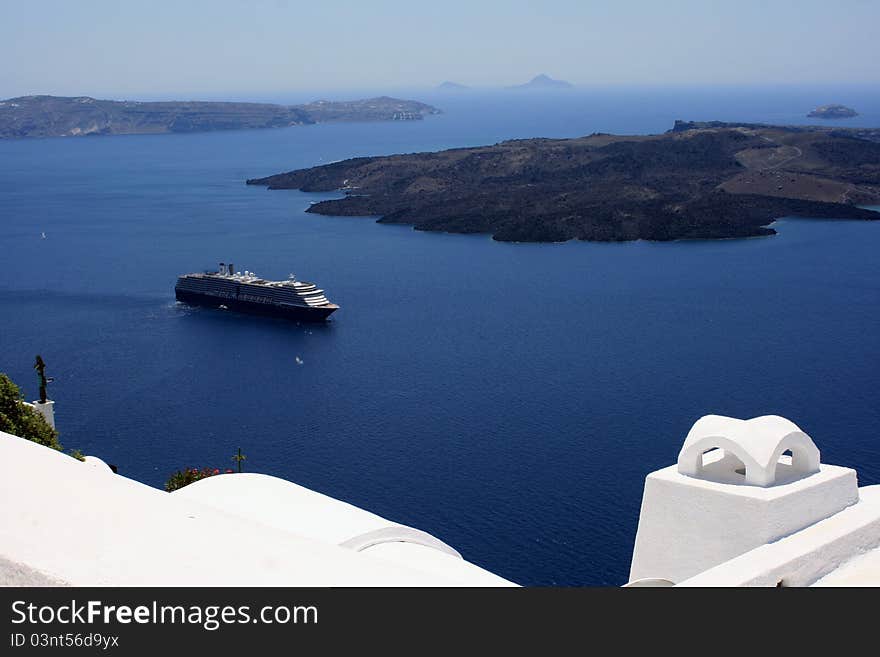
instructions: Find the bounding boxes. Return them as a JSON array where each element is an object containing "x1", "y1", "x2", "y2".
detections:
[
  {"x1": 509, "y1": 74, "x2": 573, "y2": 90},
  {"x1": 436, "y1": 81, "x2": 469, "y2": 91}
]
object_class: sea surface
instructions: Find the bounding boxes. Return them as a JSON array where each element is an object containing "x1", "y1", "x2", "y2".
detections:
[{"x1": 1, "y1": 86, "x2": 879, "y2": 585}]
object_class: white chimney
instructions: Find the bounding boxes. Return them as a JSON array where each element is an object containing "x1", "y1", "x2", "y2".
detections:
[{"x1": 628, "y1": 415, "x2": 858, "y2": 585}]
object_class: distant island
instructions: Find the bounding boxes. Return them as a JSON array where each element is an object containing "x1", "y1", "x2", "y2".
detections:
[
  {"x1": 807, "y1": 104, "x2": 858, "y2": 119},
  {"x1": 436, "y1": 81, "x2": 469, "y2": 91},
  {"x1": 0, "y1": 95, "x2": 441, "y2": 139},
  {"x1": 507, "y1": 74, "x2": 573, "y2": 90},
  {"x1": 248, "y1": 120, "x2": 880, "y2": 242}
]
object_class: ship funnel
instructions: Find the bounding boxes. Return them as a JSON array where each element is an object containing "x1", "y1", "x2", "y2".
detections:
[
  {"x1": 219, "y1": 262, "x2": 226, "y2": 276},
  {"x1": 228, "y1": 263, "x2": 234, "y2": 276}
]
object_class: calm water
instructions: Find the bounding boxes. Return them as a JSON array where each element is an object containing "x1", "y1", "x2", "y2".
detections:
[{"x1": 1, "y1": 87, "x2": 879, "y2": 585}]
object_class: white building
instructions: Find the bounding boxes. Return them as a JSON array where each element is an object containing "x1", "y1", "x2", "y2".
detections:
[
  {"x1": 2, "y1": 411, "x2": 880, "y2": 586},
  {"x1": 0, "y1": 429, "x2": 513, "y2": 587},
  {"x1": 628, "y1": 414, "x2": 880, "y2": 586}
]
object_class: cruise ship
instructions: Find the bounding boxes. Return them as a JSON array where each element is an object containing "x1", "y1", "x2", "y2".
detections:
[{"x1": 175, "y1": 262, "x2": 338, "y2": 321}]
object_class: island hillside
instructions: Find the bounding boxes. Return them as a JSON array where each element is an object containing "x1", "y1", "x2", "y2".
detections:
[
  {"x1": 247, "y1": 121, "x2": 880, "y2": 242},
  {"x1": 0, "y1": 95, "x2": 440, "y2": 139}
]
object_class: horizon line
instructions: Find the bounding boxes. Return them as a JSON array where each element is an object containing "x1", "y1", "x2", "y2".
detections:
[{"x1": 4, "y1": 80, "x2": 880, "y2": 103}]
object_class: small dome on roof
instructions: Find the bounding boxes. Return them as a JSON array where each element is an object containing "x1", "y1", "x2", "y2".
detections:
[{"x1": 677, "y1": 415, "x2": 820, "y2": 487}]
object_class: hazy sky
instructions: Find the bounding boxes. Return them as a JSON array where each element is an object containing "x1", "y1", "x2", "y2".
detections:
[{"x1": 2, "y1": 0, "x2": 878, "y2": 98}]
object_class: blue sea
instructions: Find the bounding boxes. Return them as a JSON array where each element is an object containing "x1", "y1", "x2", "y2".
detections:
[{"x1": 1, "y1": 86, "x2": 879, "y2": 585}]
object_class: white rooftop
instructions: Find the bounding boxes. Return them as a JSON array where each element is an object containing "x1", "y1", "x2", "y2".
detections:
[
  {"x1": 0, "y1": 430, "x2": 514, "y2": 587},
  {"x1": 4, "y1": 410, "x2": 880, "y2": 587}
]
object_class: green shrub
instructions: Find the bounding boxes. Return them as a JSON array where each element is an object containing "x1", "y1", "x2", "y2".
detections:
[
  {"x1": 165, "y1": 466, "x2": 233, "y2": 492},
  {"x1": 0, "y1": 373, "x2": 62, "y2": 451}
]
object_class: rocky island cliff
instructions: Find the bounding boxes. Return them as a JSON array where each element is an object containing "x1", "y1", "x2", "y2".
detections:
[
  {"x1": 247, "y1": 121, "x2": 880, "y2": 242},
  {"x1": 0, "y1": 95, "x2": 440, "y2": 139}
]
